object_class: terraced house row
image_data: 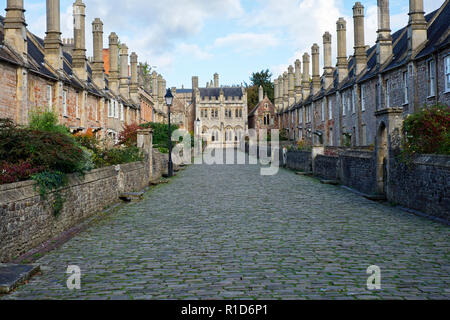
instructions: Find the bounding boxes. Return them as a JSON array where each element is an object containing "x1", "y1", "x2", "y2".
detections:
[
  {"x1": 275, "y1": 0, "x2": 450, "y2": 147},
  {"x1": 0, "y1": 0, "x2": 170, "y2": 141}
]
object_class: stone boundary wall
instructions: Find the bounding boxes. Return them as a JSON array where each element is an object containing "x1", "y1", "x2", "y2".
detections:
[
  {"x1": 339, "y1": 150, "x2": 377, "y2": 196},
  {"x1": 314, "y1": 155, "x2": 339, "y2": 180},
  {"x1": 285, "y1": 151, "x2": 312, "y2": 173},
  {"x1": 388, "y1": 155, "x2": 450, "y2": 222}
]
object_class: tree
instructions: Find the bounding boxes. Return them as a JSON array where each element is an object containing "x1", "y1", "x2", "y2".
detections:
[{"x1": 246, "y1": 69, "x2": 274, "y2": 112}]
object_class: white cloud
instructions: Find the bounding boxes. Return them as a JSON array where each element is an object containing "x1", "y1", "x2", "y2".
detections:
[
  {"x1": 177, "y1": 43, "x2": 213, "y2": 60},
  {"x1": 213, "y1": 33, "x2": 279, "y2": 54}
]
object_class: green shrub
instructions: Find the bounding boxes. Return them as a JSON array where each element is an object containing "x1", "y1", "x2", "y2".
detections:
[
  {"x1": 403, "y1": 104, "x2": 450, "y2": 156},
  {"x1": 31, "y1": 171, "x2": 68, "y2": 217},
  {"x1": 158, "y1": 146, "x2": 169, "y2": 154},
  {"x1": 140, "y1": 122, "x2": 179, "y2": 148},
  {"x1": 93, "y1": 146, "x2": 143, "y2": 168},
  {"x1": 28, "y1": 110, "x2": 70, "y2": 136}
]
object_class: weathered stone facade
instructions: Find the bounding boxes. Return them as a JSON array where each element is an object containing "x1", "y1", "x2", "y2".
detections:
[
  {"x1": 277, "y1": 0, "x2": 449, "y2": 149},
  {"x1": 0, "y1": 0, "x2": 161, "y2": 142},
  {"x1": 248, "y1": 87, "x2": 279, "y2": 132}
]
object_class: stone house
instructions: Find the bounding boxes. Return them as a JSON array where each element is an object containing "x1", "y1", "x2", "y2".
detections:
[
  {"x1": 276, "y1": 0, "x2": 450, "y2": 148},
  {"x1": 0, "y1": 0, "x2": 162, "y2": 142},
  {"x1": 248, "y1": 85, "x2": 278, "y2": 132}
]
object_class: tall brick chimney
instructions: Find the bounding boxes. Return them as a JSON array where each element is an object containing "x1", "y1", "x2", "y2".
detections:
[
  {"x1": 277, "y1": 75, "x2": 283, "y2": 110},
  {"x1": 130, "y1": 52, "x2": 138, "y2": 103},
  {"x1": 336, "y1": 18, "x2": 348, "y2": 83},
  {"x1": 302, "y1": 53, "x2": 310, "y2": 99},
  {"x1": 44, "y1": 0, "x2": 63, "y2": 73},
  {"x1": 353, "y1": 2, "x2": 367, "y2": 75},
  {"x1": 311, "y1": 44, "x2": 320, "y2": 95},
  {"x1": 72, "y1": 0, "x2": 87, "y2": 82},
  {"x1": 376, "y1": 0, "x2": 393, "y2": 66},
  {"x1": 119, "y1": 43, "x2": 129, "y2": 99},
  {"x1": 152, "y1": 72, "x2": 159, "y2": 99},
  {"x1": 4, "y1": 0, "x2": 28, "y2": 60},
  {"x1": 108, "y1": 32, "x2": 119, "y2": 94},
  {"x1": 92, "y1": 18, "x2": 104, "y2": 89},
  {"x1": 323, "y1": 32, "x2": 333, "y2": 89},
  {"x1": 283, "y1": 72, "x2": 288, "y2": 110},
  {"x1": 408, "y1": 0, "x2": 427, "y2": 53}
]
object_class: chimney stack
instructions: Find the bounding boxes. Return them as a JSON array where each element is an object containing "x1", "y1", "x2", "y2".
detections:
[
  {"x1": 302, "y1": 53, "x2": 310, "y2": 99},
  {"x1": 4, "y1": 0, "x2": 28, "y2": 60},
  {"x1": 283, "y1": 72, "x2": 288, "y2": 110},
  {"x1": 294, "y1": 59, "x2": 302, "y2": 99},
  {"x1": 288, "y1": 65, "x2": 295, "y2": 104},
  {"x1": 376, "y1": 0, "x2": 393, "y2": 66},
  {"x1": 130, "y1": 52, "x2": 139, "y2": 103},
  {"x1": 353, "y1": 2, "x2": 367, "y2": 75},
  {"x1": 157, "y1": 74, "x2": 164, "y2": 105},
  {"x1": 259, "y1": 85, "x2": 264, "y2": 103},
  {"x1": 108, "y1": 32, "x2": 119, "y2": 94},
  {"x1": 214, "y1": 73, "x2": 219, "y2": 88},
  {"x1": 277, "y1": 75, "x2": 283, "y2": 110},
  {"x1": 192, "y1": 76, "x2": 199, "y2": 94},
  {"x1": 92, "y1": 18, "x2": 104, "y2": 89},
  {"x1": 408, "y1": 0, "x2": 427, "y2": 53},
  {"x1": 311, "y1": 44, "x2": 320, "y2": 95},
  {"x1": 119, "y1": 43, "x2": 129, "y2": 99},
  {"x1": 72, "y1": 0, "x2": 87, "y2": 82},
  {"x1": 274, "y1": 79, "x2": 279, "y2": 106},
  {"x1": 152, "y1": 72, "x2": 158, "y2": 99},
  {"x1": 336, "y1": 18, "x2": 348, "y2": 83},
  {"x1": 44, "y1": 0, "x2": 63, "y2": 72},
  {"x1": 323, "y1": 32, "x2": 333, "y2": 89}
]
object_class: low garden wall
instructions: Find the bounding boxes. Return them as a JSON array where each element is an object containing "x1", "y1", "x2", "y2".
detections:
[
  {"x1": 0, "y1": 161, "x2": 152, "y2": 263},
  {"x1": 285, "y1": 151, "x2": 312, "y2": 173},
  {"x1": 388, "y1": 155, "x2": 450, "y2": 222},
  {"x1": 339, "y1": 150, "x2": 377, "y2": 196},
  {"x1": 314, "y1": 155, "x2": 339, "y2": 180}
]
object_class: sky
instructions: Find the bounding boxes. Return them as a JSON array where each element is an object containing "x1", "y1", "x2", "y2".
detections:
[{"x1": 1, "y1": 0, "x2": 445, "y2": 88}]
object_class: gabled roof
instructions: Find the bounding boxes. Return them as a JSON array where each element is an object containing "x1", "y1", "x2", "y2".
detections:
[{"x1": 248, "y1": 97, "x2": 274, "y2": 117}]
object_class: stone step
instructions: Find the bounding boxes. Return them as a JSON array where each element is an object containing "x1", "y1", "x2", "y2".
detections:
[
  {"x1": 0, "y1": 264, "x2": 40, "y2": 294},
  {"x1": 320, "y1": 180, "x2": 340, "y2": 185},
  {"x1": 119, "y1": 192, "x2": 145, "y2": 202},
  {"x1": 364, "y1": 194, "x2": 387, "y2": 201}
]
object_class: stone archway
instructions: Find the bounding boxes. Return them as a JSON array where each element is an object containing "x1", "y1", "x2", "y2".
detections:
[{"x1": 376, "y1": 122, "x2": 388, "y2": 195}]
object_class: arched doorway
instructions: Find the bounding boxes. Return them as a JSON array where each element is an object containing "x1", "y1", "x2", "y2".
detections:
[{"x1": 376, "y1": 122, "x2": 388, "y2": 195}]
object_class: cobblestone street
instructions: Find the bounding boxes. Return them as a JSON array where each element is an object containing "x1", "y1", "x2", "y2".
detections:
[{"x1": 2, "y1": 152, "x2": 449, "y2": 300}]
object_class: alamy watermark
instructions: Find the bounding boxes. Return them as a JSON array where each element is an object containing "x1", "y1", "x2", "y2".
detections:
[
  {"x1": 170, "y1": 128, "x2": 280, "y2": 176},
  {"x1": 66, "y1": 265, "x2": 81, "y2": 290}
]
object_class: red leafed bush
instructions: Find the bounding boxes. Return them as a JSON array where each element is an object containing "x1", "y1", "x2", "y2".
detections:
[
  {"x1": 0, "y1": 161, "x2": 44, "y2": 185},
  {"x1": 117, "y1": 123, "x2": 141, "y2": 147}
]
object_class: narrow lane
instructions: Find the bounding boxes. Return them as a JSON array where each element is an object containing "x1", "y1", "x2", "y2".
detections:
[{"x1": 3, "y1": 152, "x2": 449, "y2": 299}]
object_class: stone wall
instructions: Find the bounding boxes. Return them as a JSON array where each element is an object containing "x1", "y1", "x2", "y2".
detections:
[
  {"x1": 285, "y1": 151, "x2": 312, "y2": 173},
  {"x1": 152, "y1": 148, "x2": 168, "y2": 181},
  {"x1": 339, "y1": 150, "x2": 377, "y2": 196},
  {"x1": 314, "y1": 155, "x2": 339, "y2": 180},
  {"x1": 0, "y1": 161, "x2": 152, "y2": 263},
  {"x1": 388, "y1": 155, "x2": 450, "y2": 222}
]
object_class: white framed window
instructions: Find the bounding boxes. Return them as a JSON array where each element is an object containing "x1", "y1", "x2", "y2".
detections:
[
  {"x1": 321, "y1": 100, "x2": 325, "y2": 121},
  {"x1": 115, "y1": 101, "x2": 119, "y2": 119},
  {"x1": 329, "y1": 128, "x2": 333, "y2": 146},
  {"x1": 62, "y1": 90, "x2": 67, "y2": 117},
  {"x1": 428, "y1": 59, "x2": 436, "y2": 97},
  {"x1": 362, "y1": 124, "x2": 367, "y2": 146},
  {"x1": 445, "y1": 55, "x2": 450, "y2": 92},
  {"x1": 328, "y1": 98, "x2": 332, "y2": 120},
  {"x1": 107, "y1": 101, "x2": 111, "y2": 118},
  {"x1": 361, "y1": 84, "x2": 366, "y2": 111},
  {"x1": 120, "y1": 104, "x2": 124, "y2": 121},
  {"x1": 299, "y1": 108, "x2": 303, "y2": 123},
  {"x1": 385, "y1": 79, "x2": 391, "y2": 108},
  {"x1": 403, "y1": 71, "x2": 409, "y2": 104},
  {"x1": 46, "y1": 85, "x2": 52, "y2": 111},
  {"x1": 75, "y1": 93, "x2": 79, "y2": 119}
]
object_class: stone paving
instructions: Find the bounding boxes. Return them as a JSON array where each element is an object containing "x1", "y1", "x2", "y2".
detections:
[{"x1": 2, "y1": 151, "x2": 449, "y2": 300}]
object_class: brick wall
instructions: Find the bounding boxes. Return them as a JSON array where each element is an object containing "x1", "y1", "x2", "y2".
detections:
[
  {"x1": 339, "y1": 150, "x2": 377, "y2": 195},
  {"x1": 285, "y1": 151, "x2": 312, "y2": 173}
]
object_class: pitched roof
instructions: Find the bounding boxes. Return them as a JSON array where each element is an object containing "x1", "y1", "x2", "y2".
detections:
[{"x1": 199, "y1": 87, "x2": 243, "y2": 99}]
